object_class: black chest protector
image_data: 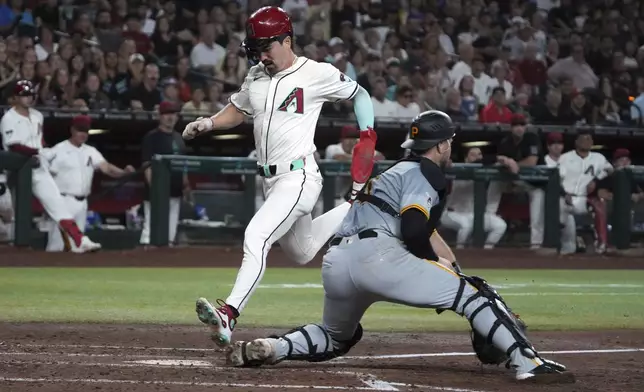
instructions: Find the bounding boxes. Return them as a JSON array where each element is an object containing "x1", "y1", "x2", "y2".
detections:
[{"x1": 355, "y1": 156, "x2": 448, "y2": 232}]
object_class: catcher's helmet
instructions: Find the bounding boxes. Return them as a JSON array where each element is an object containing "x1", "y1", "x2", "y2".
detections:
[
  {"x1": 13, "y1": 79, "x2": 36, "y2": 97},
  {"x1": 243, "y1": 6, "x2": 293, "y2": 65},
  {"x1": 401, "y1": 110, "x2": 456, "y2": 151}
]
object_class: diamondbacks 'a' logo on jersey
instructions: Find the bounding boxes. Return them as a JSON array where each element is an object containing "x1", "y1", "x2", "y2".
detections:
[
  {"x1": 87, "y1": 157, "x2": 92, "y2": 167},
  {"x1": 584, "y1": 165, "x2": 595, "y2": 177},
  {"x1": 278, "y1": 87, "x2": 304, "y2": 114}
]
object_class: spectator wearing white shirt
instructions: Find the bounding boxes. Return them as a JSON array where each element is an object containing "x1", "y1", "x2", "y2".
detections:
[
  {"x1": 394, "y1": 85, "x2": 421, "y2": 120},
  {"x1": 35, "y1": 26, "x2": 58, "y2": 62},
  {"x1": 547, "y1": 43, "x2": 599, "y2": 90},
  {"x1": 489, "y1": 61, "x2": 514, "y2": 101},
  {"x1": 471, "y1": 56, "x2": 495, "y2": 105},
  {"x1": 449, "y1": 42, "x2": 474, "y2": 87},
  {"x1": 457, "y1": 16, "x2": 479, "y2": 45},
  {"x1": 190, "y1": 24, "x2": 226, "y2": 71},
  {"x1": 371, "y1": 76, "x2": 397, "y2": 120},
  {"x1": 281, "y1": 0, "x2": 309, "y2": 36}
]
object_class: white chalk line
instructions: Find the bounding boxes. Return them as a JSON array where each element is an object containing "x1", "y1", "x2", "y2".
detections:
[
  {"x1": 0, "y1": 366, "x2": 484, "y2": 392},
  {"x1": 4, "y1": 345, "x2": 644, "y2": 360},
  {"x1": 0, "y1": 376, "x2": 379, "y2": 390},
  {"x1": 7, "y1": 343, "x2": 220, "y2": 352},
  {"x1": 341, "y1": 348, "x2": 644, "y2": 360},
  {"x1": 0, "y1": 376, "x2": 489, "y2": 392},
  {"x1": 256, "y1": 283, "x2": 644, "y2": 289}
]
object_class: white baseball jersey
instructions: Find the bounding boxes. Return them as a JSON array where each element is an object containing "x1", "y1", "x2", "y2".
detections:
[
  {"x1": 544, "y1": 154, "x2": 559, "y2": 168},
  {"x1": 47, "y1": 140, "x2": 106, "y2": 197},
  {"x1": 0, "y1": 107, "x2": 45, "y2": 151},
  {"x1": 229, "y1": 57, "x2": 359, "y2": 165},
  {"x1": 558, "y1": 151, "x2": 612, "y2": 196},
  {"x1": 446, "y1": 180, "x2": 475, "y2": 213}
]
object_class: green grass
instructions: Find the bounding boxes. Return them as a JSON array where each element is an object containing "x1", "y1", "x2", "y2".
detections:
[{"x1": 0, "y1": 268, "x2": 643, "y2": 331}]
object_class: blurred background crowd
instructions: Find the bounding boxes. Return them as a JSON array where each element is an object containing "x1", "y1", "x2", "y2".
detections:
[{"x1": 0, "y1": 0, "x2": 643, "y2": 126}]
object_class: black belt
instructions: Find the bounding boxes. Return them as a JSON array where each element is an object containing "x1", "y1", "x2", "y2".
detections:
[
  {"x1": 329, "y1": 229, "x2": 378, "y2": 246},
  {"x1": 62, "y1": 194, "x2": 86, "y2": 201}
]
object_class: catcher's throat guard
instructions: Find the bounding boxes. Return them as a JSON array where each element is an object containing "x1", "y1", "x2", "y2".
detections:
[{"x1": 459, "y1": 275, "x2": 533, "y2": 366}]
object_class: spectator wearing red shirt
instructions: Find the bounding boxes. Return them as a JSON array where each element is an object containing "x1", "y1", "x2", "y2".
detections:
[
  {"x1": 517, "y1": 43, "x2": 547, "y2": 88},
  {"x1": 121, "y1": 14, "x2": 152, "y2": 55},
  {"x1": 480, "y1": 87, "x2": 513, "y2": 124}
]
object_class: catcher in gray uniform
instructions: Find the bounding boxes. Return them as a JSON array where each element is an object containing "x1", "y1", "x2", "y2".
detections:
[{"x1": 225, "y1": 110, "x2": 574, "y2": 383}]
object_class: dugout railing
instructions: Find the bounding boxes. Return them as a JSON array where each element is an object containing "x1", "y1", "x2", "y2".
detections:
[
  {"x1": 1, "y1": 152, "x2": 642, "y2": 250},
  {"x1": 147, "y1": 155, "x2": 640, "y2": 250}
]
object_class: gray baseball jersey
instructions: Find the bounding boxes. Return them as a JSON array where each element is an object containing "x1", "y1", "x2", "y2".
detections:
[{"x1": 336, "y1": 161, "x2": 440, "y2": 238}]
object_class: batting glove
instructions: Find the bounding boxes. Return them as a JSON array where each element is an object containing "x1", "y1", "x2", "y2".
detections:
[{"x1": 182, "y1": 117, "x2": 214, "y2": 140}]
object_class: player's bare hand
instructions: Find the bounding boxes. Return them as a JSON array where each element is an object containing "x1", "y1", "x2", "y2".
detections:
[
  {"x1": 182, "y1": 117, "x2": 213, "y2": 140},
  {"x1": 124, "y1": 165, "x2": 136, "y2": 174},
  {"x1": 632, "y1": 193, "x2": 642, "y2": 203},
  {"x1": 564, "y1": 194, "x2": 573, "y2": 205}
]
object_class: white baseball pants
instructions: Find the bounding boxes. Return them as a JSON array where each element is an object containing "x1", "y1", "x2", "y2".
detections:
[
  {"x1": 33, "y1": 166, "x2": 75, "y2": 222},
  {"x1": 0, "y1": 181, "x2": 13, "y2": 241},
  {"x1": 226, "y1": 155, "x2": 351, "y2": 314},
  {"x1": 440, "y1": 210, "x2": 507, "y2": 248},
  {"x1": 140, "y1": 198, "x2": 182, "y2": 245},
  {"x1": 46, "y1": 195, "x2": 88, "y2": 252},
  {"x1": 559, "y1": 196, "x2": 589, "y2": 254}
]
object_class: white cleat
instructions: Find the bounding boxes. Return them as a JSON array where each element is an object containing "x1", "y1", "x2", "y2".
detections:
[
  {"x1": 72, "y1": 236, "x2": 101, "y2": 253},
  {"x1": 515, "y1": 358, "x2": 574, "y2": 383},
  {"x1": 195, "y1": 298, "x2": 236, "y2": 347},
  {"x1": 226, "y1": 339, "x2": 277, "y2": 367}
]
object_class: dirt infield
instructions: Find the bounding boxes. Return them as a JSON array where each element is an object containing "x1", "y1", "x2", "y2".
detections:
[
  {"x1": 1, "y1": 247, "x2": 643, "y2": 391},
  {"x1": 0, "y1": 324, "x2": 642, "y2": 392},
  {"x1": 1, "y1": 246, "x2": 644, "y2": 269}
]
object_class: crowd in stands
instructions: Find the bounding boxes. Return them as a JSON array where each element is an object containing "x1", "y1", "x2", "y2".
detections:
[{"x1": 0, "y1": 0, "x2": 643, "y2": 126}]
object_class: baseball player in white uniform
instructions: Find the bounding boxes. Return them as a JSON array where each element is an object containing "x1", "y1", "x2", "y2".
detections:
[
  {"x1": 249, "y1": 148, "x2": 324, "y2": 216},
  {"x1": 0, "y1": 80, "x2": 101, "y2": 253},
  {"x1": 182, "y1": 6, "x2": 377, "y2": 347},
  {"x1": 441, "y1": 147, "x2": 507, "y2": 249},
  {"x1": 558, "y1": 131, "x2": 612, "y2": 255},
  {"x1": 0, "y1": 169, "x2": 13, "y2": 241},
  {"x1": 530, "y1": 132, "x2": 564, "y2": 252},
  {"x1": 45, "y1": 115, "x2": 135, "y2": 252}
]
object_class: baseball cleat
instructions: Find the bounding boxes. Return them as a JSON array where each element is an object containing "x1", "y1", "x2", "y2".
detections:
[
  {"x1": 226, "y1": 339, "x2": 277, "y2": 367},
  {"x1": 516, "y1": 359, "x2": 575, "y2": 383},
  {"x1": 195, "y1": 297, "x2": 236, "y2": 347},
  {"x1": 72, "y1": 236, "x2": 101, "y2": 253}
]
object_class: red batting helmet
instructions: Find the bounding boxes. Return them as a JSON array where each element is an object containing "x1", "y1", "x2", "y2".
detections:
[
  {"x1": 243, "y1": 6, "x2": 293, "y2": 65},
  {"x1": 13, "y1": 79, "x2": 36, "y2": 97}
]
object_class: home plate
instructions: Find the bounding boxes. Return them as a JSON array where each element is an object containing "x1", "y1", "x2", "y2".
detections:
[{"x1": 126, "y1": 359, "x2": 213, "y2": 367}]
